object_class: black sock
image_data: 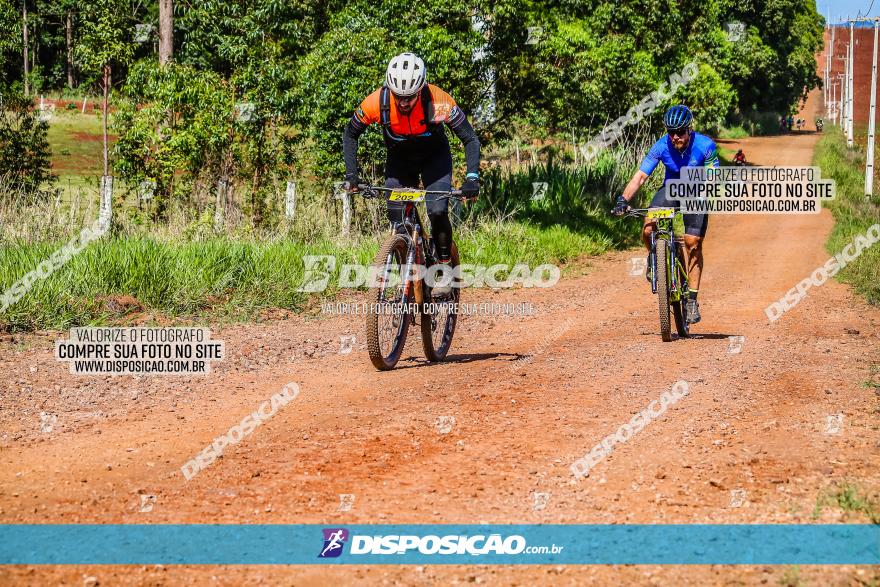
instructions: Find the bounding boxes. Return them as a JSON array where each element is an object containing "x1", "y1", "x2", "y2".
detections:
[
  {"x1": 429, "y1": 212, "x2": 452, "y2": 260},
  {"x1": 688, "y1": 289, "x2": 698, "y2": 301}
]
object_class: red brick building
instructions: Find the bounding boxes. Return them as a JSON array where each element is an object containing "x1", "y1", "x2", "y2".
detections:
[{"x1": 824, "y1": 24, "x2": 880, "y2": 127}]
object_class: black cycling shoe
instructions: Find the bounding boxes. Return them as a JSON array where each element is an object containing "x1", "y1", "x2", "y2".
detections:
[{"x1": 686, "y1": 299, "x2": 701, "y2": 324}]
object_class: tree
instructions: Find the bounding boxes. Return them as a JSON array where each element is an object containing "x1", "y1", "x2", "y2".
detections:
[
  {"x1": 22, "y1": 0, "x2": 29, "y2": 96},
  {"x1": 288, "y1": 2, "x2": 484, "y2": 178},
  {"x1": 0, "y1": 0, "x2": 21, "y2": 89},
  {"x1": 75, "y1": 0, "x2": 134, "y2": 175},
  {"x1": 0, "y1": 91, "x2": 56, "y2": 201},
  {"x1": 159, "y1": 0, "x2": 172, "y2": 65},
  {"x1": 114, "y1": 61, "x2": 234, "y2": 219}
]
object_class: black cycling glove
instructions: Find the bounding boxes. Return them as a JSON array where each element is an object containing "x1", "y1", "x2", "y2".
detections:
[
  {"x1": 461, "y1": 178, "x2": 480, "y2": 198},
  {"x1": 343, "y1": 176, "x2": 360, "y2": 192},
  {"x1": 612, "y1": 195, "x2": 629, "y2": 216}
]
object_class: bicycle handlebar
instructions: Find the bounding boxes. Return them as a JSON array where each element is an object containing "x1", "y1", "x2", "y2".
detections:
[
  {"x1": 353, "y1": 184, "x2": 466, "y2": 199},
  {"x1": 620, "y1": 207, "x2": 681, "y2": 218}
]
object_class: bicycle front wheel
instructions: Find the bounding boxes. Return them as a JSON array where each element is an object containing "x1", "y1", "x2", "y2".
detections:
[
  {"x1": 672, "y1": 242, "x2": 689, "y2": 338},
  {"x1": 655, "y1": 238, "x2": 672, "y2": 342},
  {"x1": 366, "y1": 233, "x2": 413, "y2": 370}
]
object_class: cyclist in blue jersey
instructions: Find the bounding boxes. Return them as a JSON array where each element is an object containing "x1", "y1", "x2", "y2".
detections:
[{"x1": 612, "y1": 105, "x2": 720, "y2": 324}]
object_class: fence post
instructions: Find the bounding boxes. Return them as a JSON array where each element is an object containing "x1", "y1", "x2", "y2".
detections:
[
  {"x1": 99, "y1": 175, "x2": 113, "y2": 230},
  {"x1": 333, "y1": 182, "x2": 351, "y2": 238},
  {"x1": 69, "y1": 187, "x2": 79, "y2": 228},
  {"x1": 340, "y1": 192, "x2": 351, "y2": 238},
  {"x1": 285, "y1": 180, "x2": 296, "y2": 223},
  {"x1": 214, "y1": 177, "x2": 229, "y2": 231}
]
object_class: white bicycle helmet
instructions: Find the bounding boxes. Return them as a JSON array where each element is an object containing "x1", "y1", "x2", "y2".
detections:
[{"x1": 385, "y1": 52, "x2": 426, "y2": 97}]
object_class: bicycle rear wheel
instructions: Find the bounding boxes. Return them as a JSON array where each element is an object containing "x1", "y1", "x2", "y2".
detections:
[
  {"x1": 655, "y1": 238, "x2": 672, "y2": 342},
  {"x1": 421, "y1": 242, "x2": 460, "y2": 362},
  {"x1": 366, "y1": 233, "x2": 412, "y2": 370}
]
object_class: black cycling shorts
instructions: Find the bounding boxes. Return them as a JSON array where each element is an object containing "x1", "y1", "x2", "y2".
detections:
[
  {"x1": 384, "y1": 149, "x2": 453, "y2": 220},
  {"x1": 649, "y1": 186, "x2": 709, "y2": 238}
]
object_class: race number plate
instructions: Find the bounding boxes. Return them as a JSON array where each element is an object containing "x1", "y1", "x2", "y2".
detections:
[
  {"x1": 388, "y1": 190, "x2": 427, "y2": 202},
  {"x1": 646, "y1": 207, "x2": 675, "y2": 219}
]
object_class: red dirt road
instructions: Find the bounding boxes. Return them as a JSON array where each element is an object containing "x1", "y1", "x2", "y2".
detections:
[{"x1": 1, "y1": 93, "x2": 879, "y2": 585}]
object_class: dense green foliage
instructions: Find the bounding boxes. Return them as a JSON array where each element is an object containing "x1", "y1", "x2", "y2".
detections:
[
  {"x1": 0, "y1": 0, "x2": 21, "y2": 88},
  {"x1": 0, "y1": 91, "x2": 55, "y2": 201},
  {"x1": 73, "y1": 0, "x2": 133, "y2": 80},
  {"x1": 6, "y1": 0, "x2": 825, "y2": 213}
]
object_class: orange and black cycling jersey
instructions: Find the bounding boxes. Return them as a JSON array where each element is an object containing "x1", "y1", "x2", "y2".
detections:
[
  {"x1": 353, "y1": 84, "x2": 466, "y2": 136},
  {"x1": 343, "y1": 83, "x2": 480, "y2": 181}
]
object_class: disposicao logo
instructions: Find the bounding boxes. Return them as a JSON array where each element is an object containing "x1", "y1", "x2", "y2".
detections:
[
  {"x1": 318, "y1": 528, "x2": 349, "y2": 558},
  {"x1": 317, "y1": 530, "x2": 560, "y2": 558}
]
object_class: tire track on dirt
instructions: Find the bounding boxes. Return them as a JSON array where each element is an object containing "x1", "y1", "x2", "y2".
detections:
[{"x1": 1, "y1": 90, "x2": 879, "y2": 585}]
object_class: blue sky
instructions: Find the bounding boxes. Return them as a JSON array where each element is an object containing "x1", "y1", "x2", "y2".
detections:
[{"x1": 817, "y1": 1, "x2": 880, "y2": 24}]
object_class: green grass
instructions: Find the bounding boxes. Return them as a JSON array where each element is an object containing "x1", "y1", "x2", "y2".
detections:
[
  {"x1": 812, "y1": 481, "x2": 880, "y2": 524},
  {"x1": 41, "y1": 110, "x2": 108, "y2": 219},
  {"x1": 718, "y1": 125, "x2": 749, "y2": 139},
  {"x1": 778, "y1": 565, "x2": 802, "y2": 587},
  {"x1": 459, "y1": 219, "x2": 613, "y2": 266},
  {"x1": 723, "y1": 111, "x2": 784, "y2": 137},
  {"x1": 813, "y1": 127, "x2": 880, "y2": 304},
  {"x1": 0, "y1": 237, "x2": 370, "y2": 330},
  {"x1": 0, "y1": 216, "x2": 621, "y2": 331},
  {"x1": 863, "y1": 364, "x2": 880, "y2": 389},
  {"x1": 45, "y1": 110, "x2": 107, "y2": 180}
]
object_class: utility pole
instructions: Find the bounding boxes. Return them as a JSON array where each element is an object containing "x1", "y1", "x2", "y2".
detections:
[
  {"x1": 831, "y1": 81, "x2": 838, "y2": 123},
  {"x1": 846, "y1": 19, "x2": 855, "y2": 148},
  {"x1": 866, "y1": 18, "x2": 879, "y2": 197},
  {"x1": 825, "y1": 16, "x2": 832, "y2": 109},
  {"x1": 840, "y1": 49, "x2": 849, "y2": 130},
  {"x1": 830, "y1": 22, "x2": 836, "y2": 109}
]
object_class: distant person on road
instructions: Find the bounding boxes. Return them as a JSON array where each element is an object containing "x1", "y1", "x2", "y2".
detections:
[
  {"x1": 816, "y1": 117, "x2": 824, "y2": 132},
  {"x1": 780, "y1": 116, "x2": 787, "y2": 132},
  {"x1": 612, "y1": 104, "x2": 719, "y2": 324},
  {"x1": 733, "y1": 149, "x2": 746, "y2": 166},
  {"x1": 787, "y1": 114, "x2": 794, "y2": 131}
]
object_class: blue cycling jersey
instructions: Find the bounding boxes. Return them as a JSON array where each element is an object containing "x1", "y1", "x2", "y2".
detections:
[{"x1": 639, "y1": 131, "x2": 720, "y2": 183}]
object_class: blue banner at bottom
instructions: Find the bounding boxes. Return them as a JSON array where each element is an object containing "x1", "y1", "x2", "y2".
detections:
[{"x1": 0, "y1": 524, "x2": 876, "y2": 565}]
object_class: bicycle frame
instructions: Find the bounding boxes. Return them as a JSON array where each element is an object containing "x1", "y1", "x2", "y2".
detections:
[
  {"x1": 355, "y1": 185, "x2": 464, "y2": 309},
  {"x1": 397, "y1": 202, "x2": 426, "y2": 306},
  {"x1": 644, "y1": 214, "x2": 688, "y2": 301}
]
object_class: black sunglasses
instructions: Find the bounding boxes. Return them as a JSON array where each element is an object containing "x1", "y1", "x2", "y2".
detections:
[{"x1": 667, "y1": 127, "x2": 690, "y2": 138}]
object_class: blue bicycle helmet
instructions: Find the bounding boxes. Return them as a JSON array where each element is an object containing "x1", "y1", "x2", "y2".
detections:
[{"x1": 664, "y1": 104, "x2": 693, "y2": 130}]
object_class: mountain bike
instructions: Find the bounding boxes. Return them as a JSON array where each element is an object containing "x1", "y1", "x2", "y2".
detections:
[
  {"x1": 354, "y1": 185, "x2": 465, "y2": 370},
  {"x1": 625, "y1": 207, "x2": 690, "y2": 342}
]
